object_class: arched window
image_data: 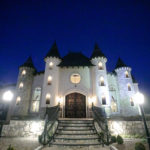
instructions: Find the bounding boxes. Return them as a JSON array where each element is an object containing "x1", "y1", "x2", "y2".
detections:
[
  {"x1": 130, "y1": 98, "x2": 134, "y2": 106},
  {"x1": 47, "y1": 75, "x2": 52, "y2": 85},
  {"x1": 19, "y1": 82, "x2": 23, "y2": 89},
  {"x1": 31, "y1": 87, "x2": 41, "y2": 112},
  {"x1": 49, "y1": 62, "x2": 53, "y2": 69},
  {"x1": 98, "y1": 62, "x2": 103, "y2": 70},
  {"x1": 111, "y1": 96, "x2": 117, "y2": 112},
  {"x1": 70, "y1": 73, "x2": 81, "y2": 84},
  {"x1": 127, "y1": 83, "x2": 131, "y2": 91},
  {"x1": 102, "y1": 96, "x2": 106, "y2": 105},
  {"x1": 22, "y1": 70, "x2": 26, "y2": 76},
  {"x1": 100, "y1": 76, "x2": 105, "y2": 86},
  {"x1": 125, "y1": 71, "x2": 129, "y2": 78},
  {"x1": 46, "y1": 93, "x2": 51, "y2": 104},
  {"x1": 16, "y1": 96, "x2": 21, "y2": 105}
]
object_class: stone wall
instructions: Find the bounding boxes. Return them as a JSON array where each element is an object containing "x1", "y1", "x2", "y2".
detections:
[
  {"x1": 2, "y1": 120, "x2": 150, "y2": 138},
  {"x1": 108, "y1": 120, "x2": 150, "y2": 137},
  {"x1": 2, "y1": 120, "x2": 44, "y2": 137}
]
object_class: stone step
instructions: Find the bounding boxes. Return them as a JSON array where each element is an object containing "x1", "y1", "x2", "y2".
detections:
[
  {"x1": 54, "y1": 134, "x2": 99, "y2": 139},
  {"x1": 54, "y1": 137, "x2": 99, "y2": 140},
  {"x1": 56, "y1": 130, "x2": 96, "y2": 134},
  {"x1": 57, "y1": 128, "x2": 94, "y2": 131},
  {"x1": 58, "y1": 126, "x2": 94, "y2": 130},
  {"x1": 56, "y1": 132, "x2": 97, "y2": 135},
  {"x1": 51, "y1": 142, "x2": 100, "y2": 146},
  {"x1": 58, "y1": 120, "x2": 93, "y2": 124},
  {"x1": 59, "y1": 123, "x2": 93, "y2": 126}
]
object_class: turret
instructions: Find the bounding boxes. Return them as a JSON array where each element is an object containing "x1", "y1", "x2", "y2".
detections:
[
  {"x1": 90, "y1": 43, "x2": 110, "y2": 116},
  {"x1": 114, "y1": 58, "x2": 139, "y2": 116},
  {"x1": 14, "y1": 57, "x2": 36, "y2": 116},
  {"x1": 41, "y1": 41, "x2": 61, "y2": 108}
]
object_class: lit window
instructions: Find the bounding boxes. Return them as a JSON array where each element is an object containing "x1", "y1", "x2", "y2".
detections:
[
  {"x1": 130, "y1": 98, "x2": 134, "y2": 106},
  {"x1": 70, "y1": 73, "x2": 81, "y2": 84},
  {"x1": 125, "y1": 71, "x2": 129, "y2": 78},
  {"x1": 127, "y1": 84, "x2": 131, "y2": 91},
  {"x1": 22, "y1": 70, "x2": 26, "y2": 75},
  {"x1": 98, "y1": 62, "x2": 103, "y2": 70},
  {"x1": 111, "y1": 96, "x2": 117, "y2": 112},
  {"x1": 49, "y1": 62, "x2": 53, "y2": 69},
  {"x1": 102, "y1": 96, "x2": 106, "y2": 105},
  {"x1": 47, "y1": 76, "x2": 52, "y2": 85},
  {"x1": 19, "y1": 82, "x2": 23, "y2": 89},
  {"x1": 46, "y1": 93, "x2": 51, "y2": 104},
  {"x1": 100, "y1": 76, "x2": 105, "y2": 86},
  {"x1": 16, "y1": 96, "x2": 21, "y2": 105},
  {"x1": 31, "y1": 87, "x2": 41, "y2": 112}
]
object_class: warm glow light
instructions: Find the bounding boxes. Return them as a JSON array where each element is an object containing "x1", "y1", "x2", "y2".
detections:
[
  {"x1": 30, "y1": 122, "x2": 41, "y2": 133},
  {"x1": 19, "y1": 82, "x2": 24, "y2": 89},
  {"x1": 56, "y1": 96, "x2": 63, "y2": 104},
  {"x1": 88, "y1": 96, "x2": 96, "y2": 105},
  {"x1": 2, "y1": 91, "x2": 14, "y2": 102},
  {"x1": 125, "y1": 71, "x2": 129, "y2": 78},
  {"x1": 16, "y1": 96, "x2": 21, "y2": 105},
  {"x1": 98, "y1": 62, "x2": 103, "y2": 70},
  {"x1": 111, "y1": 121, "x2": 124, "y2": 135},
  {"x1": 49, "y1": 62, "x2": 53, "y2": 68},
  {"x1": 22, "y1": 70, "x2": 26, "y2": 75},
  {"x1": 46, "y1": 93, "x2": 51, "y2": 100},
  {"x1": 47, "y1": 76, "x2": 52, "y2": 85},
  {"x1": 133, "y1": 92, "x2": 144, "y2": 105}
]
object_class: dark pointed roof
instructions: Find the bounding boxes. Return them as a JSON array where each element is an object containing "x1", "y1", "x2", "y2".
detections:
[
  {"x1": 115, "y1": 57, "x2": 128, "y2": 69},
  {"x1": 58, "y1": 52, "x2": 94, "y2": 67},
  {"x1": 90, "y1": 43, "x2": 106, "y2": 59},
  {"x1": 20, "y1": 56, "x2": 36, "y2": 69},
  {"x1": 45, "y1": 41, "x2": 61, "y2": 59}
]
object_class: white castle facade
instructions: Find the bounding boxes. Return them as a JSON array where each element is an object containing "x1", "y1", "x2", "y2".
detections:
[{"x1": 8, "y1": 42, "x2": 140, "y2": 118}]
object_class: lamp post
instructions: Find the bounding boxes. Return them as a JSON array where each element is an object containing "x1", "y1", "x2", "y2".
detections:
[
  {"x1": 134, "y1": 92, "x2": 150, "y2": 150},
  {"x1": 0, "y1": 90, "x2": 14, "y2": 137}
]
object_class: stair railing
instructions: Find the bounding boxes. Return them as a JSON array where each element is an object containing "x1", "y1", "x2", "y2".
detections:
[
  {"x1": 39, "y1": 105, "x2": 60, "y2": 145},
  {"x1": 92, "y1": 104, "x2": 111, "y2": 145}
]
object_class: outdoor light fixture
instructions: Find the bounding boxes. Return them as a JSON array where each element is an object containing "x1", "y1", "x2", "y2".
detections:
[
  {"x1": 2, "y1": 90, "x2": 14, "y2": 102},
  {"x1": 133, "y1": 92, "x2": 144, "y2": 105},
  {"x1": 134, "y1": 92, "x2": 150, "y2": 150},
  {"x1": 56, "y1": 96, "x2": 63, "y2": 105}
]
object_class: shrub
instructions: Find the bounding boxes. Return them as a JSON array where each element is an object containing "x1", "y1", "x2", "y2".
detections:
[
  {"x1": 7, "y1": 145, "x2": 15, "y2": 150},
  {"x1": 116, "y1": 135, "x2": 124, "y2": 144},
  {"x1": 135, "y1": 142, "x2": 145, "y2": 150},
  {"x1": 111, "y1": 135, "x2": 117, "y2": 143}
]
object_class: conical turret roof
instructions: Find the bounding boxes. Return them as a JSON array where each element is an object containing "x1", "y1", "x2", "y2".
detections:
[
  {"x1": 115, "y1": 57, "x2": 127, "y2": 69},
  {"x1": 45, "y1": 41, "x2": 61, "y2": 59},
  {"x1": 90, "y1": 43, "x2": 106, "y2": 59},
  {"x1": 20, "y1": 56, "x2": 36, "y2": 69}
]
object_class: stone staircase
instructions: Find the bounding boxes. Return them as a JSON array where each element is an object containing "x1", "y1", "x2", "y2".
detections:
[{"x1": 50, "y1": 118, "x2": 100, "y2": 146}]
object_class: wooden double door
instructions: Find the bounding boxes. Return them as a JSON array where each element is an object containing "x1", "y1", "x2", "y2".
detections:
[{"x1": 65, "y1": 93, "x2": 86, "y2": 118}]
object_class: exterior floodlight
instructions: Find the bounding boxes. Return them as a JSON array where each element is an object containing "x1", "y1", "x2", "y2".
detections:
[
  {"x1": 2, "y1": 90, "x2": 14, "y2": 102},
  {"x1": 134, "y1": 92, "x2": 144, "y2": 105}
]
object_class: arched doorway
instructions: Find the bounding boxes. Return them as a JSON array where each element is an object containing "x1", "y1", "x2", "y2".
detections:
[{"x1": 65, "y1": 93, "x2": 86, "y2": 118}]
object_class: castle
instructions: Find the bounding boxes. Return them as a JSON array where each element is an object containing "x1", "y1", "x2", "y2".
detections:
[{"x1": 11, "y1": 42, "x2": 139, "y2": 118}]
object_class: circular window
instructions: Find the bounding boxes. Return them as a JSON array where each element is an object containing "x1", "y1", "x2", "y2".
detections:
[{"x1": 70, "y1": 73, "x2": 81, "y2": 84}]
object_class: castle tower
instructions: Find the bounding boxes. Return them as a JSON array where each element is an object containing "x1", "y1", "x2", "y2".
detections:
[
  {"x1": 41, "y1": 41, "x2": 61, "y2": 107},
  {"x1": 14, "y1": 57, "x2": 36, "y2": 116},
  {"x1": 115, "y1": 58, "x2": 139, "y2": 116},
  {"x1": 90, "y1": 44, "x2": 110, "y2": 115}
]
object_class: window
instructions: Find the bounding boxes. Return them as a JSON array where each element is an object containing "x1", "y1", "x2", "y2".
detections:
[
  {"x1": 19, "y1": 82, "x2": 23, "y2": 89},
  {"x1": 98, "y1": 62, "x2": 103, "y2": 70},
  {"x1": 102, "y1": 96, "x2": 106, "y2": 105},
  {"x1": 31, "y1": 87, "x2": 41, "y2": 112},
  {"x1": 46, "y1": 93, "x2": 51, "y2": 104},
  {"x1": 100, "y1": 76, "x2": 105, "y2": 86},
  {"x1": 16, "y1": 96, "x2": 21, "y2": 105},
  {"x1": 111, "y1": 96, "x2": 117, "y2": 112},
  {"x1": 22, "y1": 70, "x2": 26, "y2": 75},
  {"x1": 70, "y1": 73, "x2": 81, "y2": 84},
  {"x1": 49, "y1": 62, "x2": 53, "y2": 69},
  {"x1": 125, "y1": 71, "x2": 129, "y2": 78},
  {"x1": 130, "y1": 98, "x2": 134, "y2": 106},
  {"x1": 47, "y1": 76, "x2": 52, "y2": 85},
  {"x1": 127, "y1": 84, "x2": 131, "y2": 91}
]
